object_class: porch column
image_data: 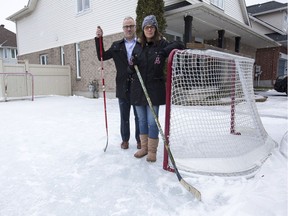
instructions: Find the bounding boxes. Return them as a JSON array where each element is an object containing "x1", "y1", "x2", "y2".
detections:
[
  {"x1": 184, "y1": 15, "x2": 193, "y2": 47},
  {"x1": 218, "y1": 30, "x2": 225, "y2": 48},
  {"x1": 235, "y1": 37, "x2": 241, "y2": 53}
]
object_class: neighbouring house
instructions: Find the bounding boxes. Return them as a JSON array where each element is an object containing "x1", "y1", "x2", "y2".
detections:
[
  {"x1": 6, "y1": 0, "x2": 279, "y2": 98},
  {"x1": 247, "y1": 1, "x2": 288, "y2": 87},
  {"x1": 0, "y1": 24, "x2": 18, "y2": 64}
]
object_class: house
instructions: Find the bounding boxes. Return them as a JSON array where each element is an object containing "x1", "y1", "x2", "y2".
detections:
[
  {"x1": 0, "y1": 24, "x2": 18, "y2": 64},
  {"x1": 247, "y1": 1, "x2": 287, "y2": 87},
  {"x1": 6, "y1": 0, "x2": 279, "y2": 98}
]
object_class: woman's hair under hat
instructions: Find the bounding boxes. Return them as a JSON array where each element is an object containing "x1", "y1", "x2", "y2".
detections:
[{"x1": 142, "y1": 15, "x2": 158, "y2": 30}]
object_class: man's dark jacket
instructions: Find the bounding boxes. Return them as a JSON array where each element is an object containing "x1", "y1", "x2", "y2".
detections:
[{"x1": 95, "y1": 37, "x2": 134, "y2": 99}]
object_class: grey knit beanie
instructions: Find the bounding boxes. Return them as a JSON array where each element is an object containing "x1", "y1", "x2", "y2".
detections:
[{"x1": 142, "y1": 15, "x2": 158, "y2": 30}]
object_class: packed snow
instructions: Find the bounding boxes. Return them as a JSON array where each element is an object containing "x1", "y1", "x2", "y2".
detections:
[{"x1": 0, "y1": 90, "x2": 287, "y2": 216}]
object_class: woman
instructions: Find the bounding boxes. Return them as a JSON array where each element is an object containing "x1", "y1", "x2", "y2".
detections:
[{"x1": 129, "y1": 15, "x2": 184, "y2": 162}]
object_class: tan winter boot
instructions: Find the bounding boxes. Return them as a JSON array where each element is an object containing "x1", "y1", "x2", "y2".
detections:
[
  {"x1": 146, "y1": 138, "x2": 159, "y2": 162},
  {"x1": 134, "y1": 134, "x2": 148, "y2": 158}
]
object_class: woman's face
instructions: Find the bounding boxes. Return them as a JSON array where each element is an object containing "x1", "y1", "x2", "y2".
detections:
[{"x1": 143, "y1": 25, "x2": 156, "y2": 41}]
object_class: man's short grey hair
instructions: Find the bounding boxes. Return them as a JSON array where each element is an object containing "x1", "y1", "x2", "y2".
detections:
[{"x1": 123, "y1": 16, "x2": 135, "y2": 21}]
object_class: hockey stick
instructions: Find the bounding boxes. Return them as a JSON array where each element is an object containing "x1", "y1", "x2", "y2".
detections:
[
  {"x1": 99, "y1": 36, "x2": 109, "y2": 152},
  {"x1": 134, "y1": 65, "x2": 201, "y2": 201}
]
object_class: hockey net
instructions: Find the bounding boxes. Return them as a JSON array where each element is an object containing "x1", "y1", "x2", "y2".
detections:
[{"x1": 163, "y1": 49, "x2": 276, "y2": 177}]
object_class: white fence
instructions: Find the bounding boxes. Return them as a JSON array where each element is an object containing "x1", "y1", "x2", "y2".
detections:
[{"x1": 0, "y1": 59, "x2": 71, "y2": 101}]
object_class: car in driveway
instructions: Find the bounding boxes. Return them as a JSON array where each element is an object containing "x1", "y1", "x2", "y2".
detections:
[{"x1": 274, "y1": 74, "x2": 287, "y2": 95}]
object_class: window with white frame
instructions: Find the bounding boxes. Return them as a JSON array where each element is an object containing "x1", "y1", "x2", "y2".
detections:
[
  {"x1": 164, "y1": 32, "x2": 183, "y2": 42},
  {"x1": 3, "y1": 48, "x2": 8, "y2": 58},
  {"x1": 210, "y1": 0, "x2": 224, "y2": 9},
  {"x1": 76, "y1": 43, "x2": 81, "y2": 79},
  {"x1": 40, "y1": 54, "x2": 48, "y2": 65},
  {"x1": 77, "y1": 0, "x2": 90, "y2": 13},
  {"x1": 11, "y1": 49, "x2": 17, "y2": 59},
  {"x1": 60, "y1": 46, "x2": 65, "y2": 65},
  {"x1": 2, "y1": 48, "x2": 17, "y2": 59}
]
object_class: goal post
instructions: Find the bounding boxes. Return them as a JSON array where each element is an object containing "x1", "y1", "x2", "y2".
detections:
[{"x1": 163, "y1": 49, "x2": 276, "y2": 177}]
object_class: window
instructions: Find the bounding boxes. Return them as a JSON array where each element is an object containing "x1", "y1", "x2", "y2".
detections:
[
  {"x1": 60, "y1": 46, "x2": 65, "y2": 65},
  {"x1": 40, "y1": 54, "x2": 48, "y2": 65},
  {"x1": 210, "y1": 0, "x2": 224, "y2": 9},
  {"x1": 284, "y1": 14, "x2": 288, "y2": 33},
  {"x1": 163, "y1": 32, "x2": 183, "y2": 42},
  {"x1": 2, "y1": 48, "x2": 17, "y2": 59},
  {"x1": 76, "y1": 43, "x2": 81, "y2": 79},
  {"x1": 77, "y1": 0, "x2": 90, "y2": 13},
  {"x1": 3, "y1": 48, "x2": 8, "y2": 58},
  {"x1": 11, "y1": 49, "x2": 17, "y2": 59}
]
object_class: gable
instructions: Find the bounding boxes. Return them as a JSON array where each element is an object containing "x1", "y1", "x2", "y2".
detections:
[
  {"x1": 7, "y1": 0, "x2": 138, "y2": 55},
  {"x1": 247, "y1": 1, "x2": 288, "y2": 15},
  {"x1": 0, "y1": 25, "x2": 17, "y2": 47}
]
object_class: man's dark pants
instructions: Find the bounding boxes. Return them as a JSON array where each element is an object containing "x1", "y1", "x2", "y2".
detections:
[{"x1": 118, "y1": 98, "x2": 140, "y2": 143}]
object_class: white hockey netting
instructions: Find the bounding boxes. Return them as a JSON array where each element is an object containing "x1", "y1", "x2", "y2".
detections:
[{"x1": 164, "y1": 49, "x2": 276, "y2": 176}]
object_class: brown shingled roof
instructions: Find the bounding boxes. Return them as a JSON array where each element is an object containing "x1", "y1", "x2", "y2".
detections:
[{"x1": 0, "y1": 24, "x2": 17, "y2": 47}]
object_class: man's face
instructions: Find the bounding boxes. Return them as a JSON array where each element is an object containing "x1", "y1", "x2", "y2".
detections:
[{"x1": 122, "y1": 18, "x2": 136, "y2": 40}]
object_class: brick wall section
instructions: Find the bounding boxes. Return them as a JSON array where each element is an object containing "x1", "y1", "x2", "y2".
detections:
[
  {"x1": 18, "y1": 32, "x2": 123, "y2": 98},
  {"x1": 19, "y1": 47, "x2": 61, "y2": 65},
  {"x1": 255, "y1": 48, "x2": 278, "y2": 82},
  {"x1": 206, "y1": 38, "x2": 256, "y2": 57},
  {"x1": 255, "y1": 47, "x2": 287, "y2": 86},
  {"x1": 21, "y1": 32, "x2": 280, "y2": 95},
  {"x1": 254, "y1": 45, "x2": 288, "y2": 87}
]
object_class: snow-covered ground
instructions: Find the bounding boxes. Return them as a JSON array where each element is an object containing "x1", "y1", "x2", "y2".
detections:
[{"x1": 0, "y1": 90, "x2": 287, "y2": 216}]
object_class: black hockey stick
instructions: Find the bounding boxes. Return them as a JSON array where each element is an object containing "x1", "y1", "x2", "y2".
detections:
[{"x1": 134, "y1": 65, "x2": 201, "y2": 201}]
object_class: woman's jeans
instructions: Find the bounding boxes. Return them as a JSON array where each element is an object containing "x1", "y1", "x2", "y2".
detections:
[{"x1": 135, "y1": 105, "x2": 159, "y2": 139}]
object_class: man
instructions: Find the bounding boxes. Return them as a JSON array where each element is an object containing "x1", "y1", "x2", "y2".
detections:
[{"x1": 95, "y1": 16, "x2": 140, "y2": 150}]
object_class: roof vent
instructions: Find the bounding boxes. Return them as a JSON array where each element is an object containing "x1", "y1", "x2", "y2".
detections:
[{"x1": 0, "y1": 24, "x2": 4, "y2": 28}]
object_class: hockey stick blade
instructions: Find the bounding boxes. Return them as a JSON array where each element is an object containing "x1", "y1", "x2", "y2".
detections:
[
  {"x1": 166, "y1": 143, "x2": 201, "y2": 201},
  {"x1": 180, "y1": 177, "x2": 201, "y2": 200},
  {"x1": 134, "y1": 65, "x2": 201, "y2": 201},
  {"x1": 103, "y1": 138, "x2": 108, "y2": 152}
]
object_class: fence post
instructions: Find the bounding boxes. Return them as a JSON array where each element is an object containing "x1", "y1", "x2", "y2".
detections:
[{"x1": 24, "y1": 59, "x2": 29, "y2": 72}]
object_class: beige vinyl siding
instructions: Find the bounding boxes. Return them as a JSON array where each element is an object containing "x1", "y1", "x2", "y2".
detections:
[
  {"x1": 224, "y1": 0, "x2": 245, "y2": 23},
  {"x1": 17, "y1": 0, "x2": 138, "y2": 55},
  {"x1": 257, "y1": 12, "x2": 287, "y2": 32}
]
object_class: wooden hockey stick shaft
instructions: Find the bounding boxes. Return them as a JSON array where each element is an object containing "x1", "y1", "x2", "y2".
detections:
[{"x1": 134, "y1": 65, "x2": 201, "y2": 201}]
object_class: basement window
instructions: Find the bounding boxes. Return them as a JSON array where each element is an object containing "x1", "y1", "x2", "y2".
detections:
[
  {"x1": 76, "y1": 43, "x2": 81, "y2": 79},
  {"x1": 40, "y1": 54, "x2": 48, "y2": 65}
]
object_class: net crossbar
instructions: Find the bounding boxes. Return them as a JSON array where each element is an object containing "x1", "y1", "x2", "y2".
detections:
[{"x1": 164, "y1": 49, "x2": 276, "y2": 177}]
